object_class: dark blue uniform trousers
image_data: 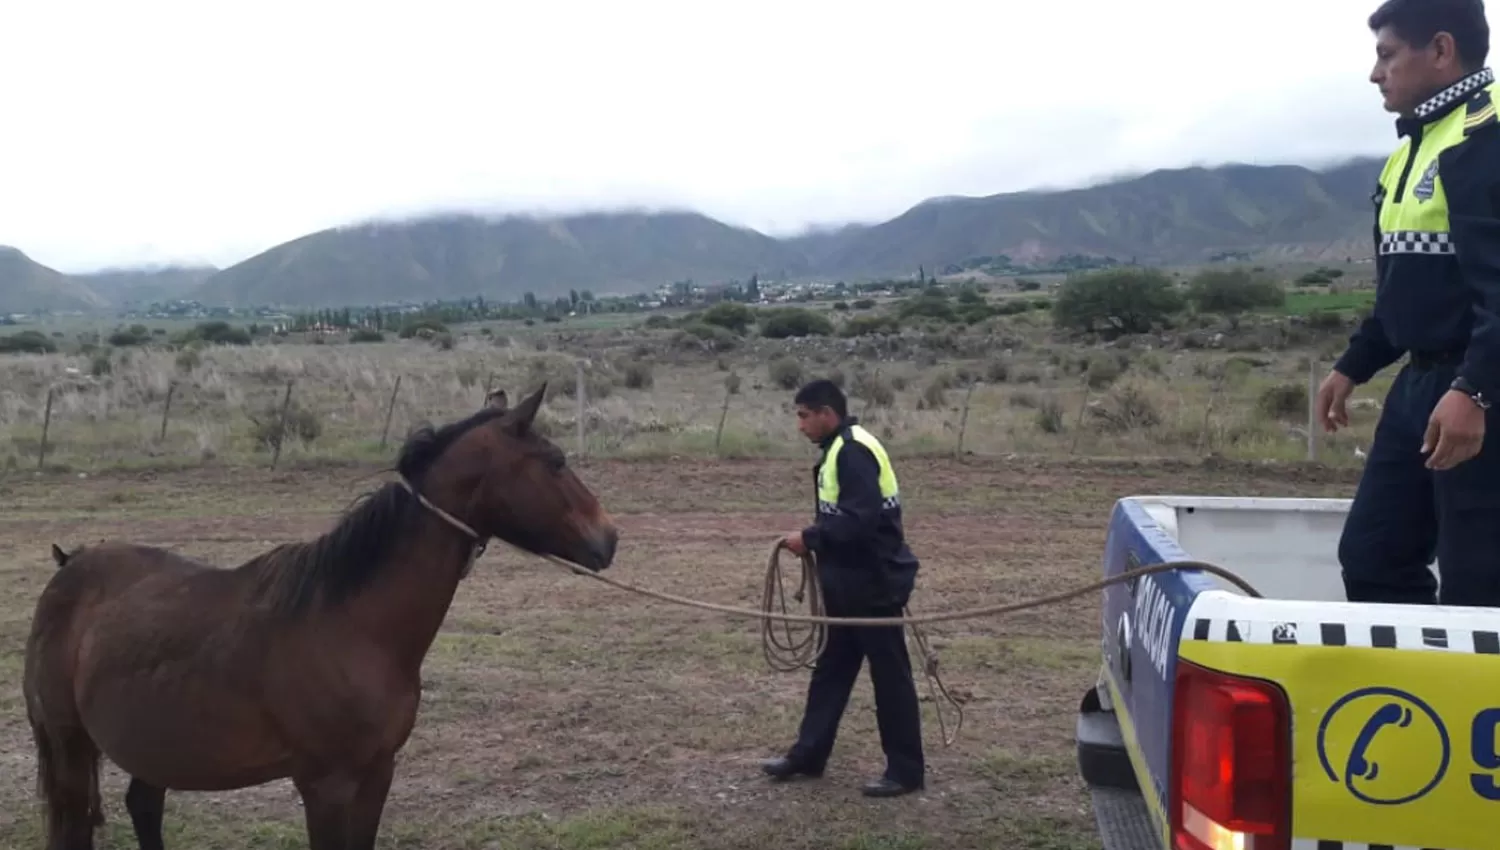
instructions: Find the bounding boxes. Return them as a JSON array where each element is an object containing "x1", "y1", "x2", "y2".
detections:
[
  {"x1": 1339, "y1": 361, "x2": 1500, "y2": 607},
  {"x1": 784, "y1": 598, "x2": 926, "y2": 788}
]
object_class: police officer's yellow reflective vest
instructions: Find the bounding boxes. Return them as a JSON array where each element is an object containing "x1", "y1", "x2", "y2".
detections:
[
  {"x1": 1376, "y1": 79, "x2": 1499, "y2": 253},
  {"x1": 816, "y1": 424, "x2": 900, "y2": 514}
]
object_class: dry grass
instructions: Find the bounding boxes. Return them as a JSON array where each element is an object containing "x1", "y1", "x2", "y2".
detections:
[
  {"x1": 0, "y1": 456, "x2": 1362, "y2": 849},
  {"x1": 0, "y1": 320, "x2": 1391, "y2": 473}
]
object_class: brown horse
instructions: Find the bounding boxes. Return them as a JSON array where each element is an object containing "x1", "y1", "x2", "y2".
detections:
[{"x1": 22, "y1": 383, "x2": 618, "y2": 850}]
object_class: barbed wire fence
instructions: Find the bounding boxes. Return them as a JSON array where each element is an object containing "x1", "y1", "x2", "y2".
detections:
[{"x1": 10, "y1": 355, "x2": 1338, "y2": 473}]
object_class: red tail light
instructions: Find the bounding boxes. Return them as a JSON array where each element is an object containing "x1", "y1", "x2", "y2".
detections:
[{"x1": 1170, "y1": 659, "x2": 1291, "y2": 850}]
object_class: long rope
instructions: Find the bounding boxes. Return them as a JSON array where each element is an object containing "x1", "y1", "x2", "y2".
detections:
[
  {"x1": 401, "y1": 481, "x2": 1265, "y2": 748},
  {"x1": 531, "y1": 545, "x2": 1263, "y2": 624},
  {"x1": 525, "y1": 543, "x2": 1263, "y2": 748}
]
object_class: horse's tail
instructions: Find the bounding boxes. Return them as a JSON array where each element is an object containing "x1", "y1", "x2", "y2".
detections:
[{"x1": 29, "y1": 714, "x2": 104, "y2": 838}]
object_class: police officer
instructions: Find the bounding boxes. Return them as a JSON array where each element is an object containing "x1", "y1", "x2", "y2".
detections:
[
  {"x1": 761, "y1": 379, "x2": 925, "y2": 797},
  {"x1": 1319, "y1": 0, "x2": 1500, "y2": 607}
]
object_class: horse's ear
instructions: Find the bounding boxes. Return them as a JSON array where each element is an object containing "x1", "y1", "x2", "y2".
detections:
[
  {"x1": 485, "y1": 389, "x2": 508, "y2": 411},
  {"x1": 50, "y1": 543, "x2": 69, "y2": 567},
  {"x1": 505, "y1": 383, "x2": 547, "y2": 434}
]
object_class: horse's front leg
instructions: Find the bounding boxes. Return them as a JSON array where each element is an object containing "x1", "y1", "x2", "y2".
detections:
[
  {"x1": 294, "y1": 756, "x2": 396, "y2": 850},
  {"x1": 345, "y1": 756, "x2": 396, "y2": 850}
]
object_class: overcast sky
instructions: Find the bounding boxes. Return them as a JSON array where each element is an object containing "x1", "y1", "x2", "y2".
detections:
[{"x1": 3, "y1": 0, "x2": 1427, "y2": 273}]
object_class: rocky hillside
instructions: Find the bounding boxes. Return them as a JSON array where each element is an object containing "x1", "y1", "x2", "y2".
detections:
[
  {"x1": 192, "y1": 211, "x2": 810, "y2": 308},
  {"x1": 77, "y1": 264, "x2": 219, "y2": 306},
  {"x1": 189, "y1": 157, "x2": 1383, "y2": 307},
  {"x1": 786, "y1": 158, "x2": 1383, "y2": 277},
  {"x1": 0, "y1": 248, "x2": 110, "y2": 314},
  {"x1": 2, "y1": 156, "x2": 1388, "y2": 312}
]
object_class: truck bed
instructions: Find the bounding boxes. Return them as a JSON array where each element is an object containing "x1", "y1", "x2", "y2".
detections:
[{"x1": 1128, "y1": 495, "x2": 1437, "y2": 602}]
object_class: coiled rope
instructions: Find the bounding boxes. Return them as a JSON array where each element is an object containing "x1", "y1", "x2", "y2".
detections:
[{"x1": 756, "y1": 543, "x2": 967, "y2": 745}]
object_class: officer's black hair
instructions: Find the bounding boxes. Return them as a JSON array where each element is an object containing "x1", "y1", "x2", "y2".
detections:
[
  {"x1": 794, "y1": 379, "x2": 847, "y2": 418},
  {"x1": 1370, "y1": 0, "x2": 1490, "y2": 70}
]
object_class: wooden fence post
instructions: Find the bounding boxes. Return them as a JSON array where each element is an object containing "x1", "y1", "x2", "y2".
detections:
[
  {"x1": 715, "y1": 385, "x2": 733, "y2": 452},
  {"x1": 955, "y1": 381, "x2": 977, "y2": 457},
  {"x1": 1306, "y1": 358, "x2": 1318, "y2": 461},
  {"x1": 270, "y1": 380, "x2": 295, "y2": 470},
  {"x1": 37, "y1": 386, "x2": 54, "y2": 470},
  {"x1": 1069, "y1": 382, "x2": 1090, "y2": 454},
  {"x1": 380, "y1": 376, "x2": 402, "y2": 448},
  {"x1": 158, "y1": 381, "x2": 176, "y2": 443},
  {"x1": 575, "y1": 361, "x2": 586, "y2": 458}
]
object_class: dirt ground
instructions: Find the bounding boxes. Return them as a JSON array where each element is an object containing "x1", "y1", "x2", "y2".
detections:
[{"x1": 0, "y1": 456, "x2": 1362, "y2": 849}]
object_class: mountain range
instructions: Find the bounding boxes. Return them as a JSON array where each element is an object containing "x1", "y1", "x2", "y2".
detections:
[{"x1": 0, "y1": 156, "x2": 1385, "y2": 313}]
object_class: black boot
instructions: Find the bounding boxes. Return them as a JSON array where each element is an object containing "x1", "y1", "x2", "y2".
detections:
[
  {"x1": 760, "y1": 756, "x2": 824, "y2": 781},
  {"x1": 861, "y1": 776, "x2": 923, "y2": 797}
]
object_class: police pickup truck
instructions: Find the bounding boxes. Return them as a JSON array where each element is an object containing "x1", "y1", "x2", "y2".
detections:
[{"x1": 1075, "y1": 495, "x2": 1498, "y2": 850}]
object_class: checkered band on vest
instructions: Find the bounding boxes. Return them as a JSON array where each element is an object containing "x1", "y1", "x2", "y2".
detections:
[{"x1": 1378, "y1": 230, "x2": 1454, "y2": 255}]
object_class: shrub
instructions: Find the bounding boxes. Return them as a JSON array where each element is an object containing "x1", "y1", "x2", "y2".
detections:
[
  {"x1": 1036, "y1": 398, "x2": 1065, "y2": 433},
  {"x1": 850, "y1": 370, "x2": 895, "y2": 407},
  {"x1": 674, "y1": 322, "x2": 739, "y2": 352},
  {"x1": 174, "y1": 347, "x2": 202, "y2": 373},
  {"x1": 769, "y1": 356, "x2": 803, "y2": 390},
  {"x1": 760, "y1": 308, "x2": 833, "y2": 339},
  {"x1": 1257, "y1": 383, "x2": 1307, "y2": 420},
  {"x1": 249, "y1": 398, "x2": 323, "y2": 451},
  {"x1": 1185, "y1": 268, "x2": 1286, "y2": 315},
  {"x1": 1052, "y1": 268, "x2": 1185, "y2": 337},
  {"x1": 840, "y1": 314, "x2": 900, "y2": 337},
  {"x1": 397, "y1": 318, "x2": 449, "y2": 339},
  {"x1": 172, "y1": 321, "x2": 251, "y2": 347},
  {"x1": 920, "y1": 376, "x2": 950, "y2": 409},
  {"x1": 107, "y1": 324, "x2": 152, "y2": 347},
  {"x1": 0, "y1": 330, "x2": 56, "y2": 354},
  {"x1": 622, "y1": 361, "x2": 654, "y2": 390},
  {"x1": 700, "y1": 302, "x2": 753, "y2": 334},
  {"x1": 1089, "y1": 384, "x2": 1162, "y2": 433}
]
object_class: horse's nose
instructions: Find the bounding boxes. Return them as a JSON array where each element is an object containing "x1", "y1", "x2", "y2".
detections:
[{"x1": 590, "y1": 526, "x2": 619, "y2": 570}]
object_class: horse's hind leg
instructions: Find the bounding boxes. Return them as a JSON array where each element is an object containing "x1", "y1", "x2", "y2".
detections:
[
  {"x1": 31, "y1": 724, "x2": 103, "y2": 850},
  {"x1": 124, "y1": 778, "x2": 166, "y2": 850}
]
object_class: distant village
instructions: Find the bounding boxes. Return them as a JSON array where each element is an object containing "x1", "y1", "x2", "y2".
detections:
[
  {"x1": 4, "y1": 251, "x2": 1113, "y2": 329},
  {"x1": 2, "y1": 274, "x2": 920, "y2": 329}
]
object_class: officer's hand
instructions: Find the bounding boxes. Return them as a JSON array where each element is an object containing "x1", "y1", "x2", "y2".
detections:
[
  {"x1": 1422, "y1": 390, "x2": 1487, "y2": 470},
  {"x1": 1316, "y1": 369, "x2": 1355, "y2": 433},
  {"x1": 781, "y1": 532, "x2": 807, "y2": 556}
]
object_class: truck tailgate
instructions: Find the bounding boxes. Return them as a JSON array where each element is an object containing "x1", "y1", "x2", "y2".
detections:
[{"x1": 1181, "y1": 591, "x2": 1500, "y2": 850}]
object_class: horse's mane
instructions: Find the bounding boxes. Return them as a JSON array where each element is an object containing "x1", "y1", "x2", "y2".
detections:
[{"x1": 250, "y1": 405, "x2": 511, "y2": 617}]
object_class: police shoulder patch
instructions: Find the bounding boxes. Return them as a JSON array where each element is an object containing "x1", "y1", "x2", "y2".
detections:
[{"x1": 1464, "y1": 89, "x2": 1497, "y2": 135}]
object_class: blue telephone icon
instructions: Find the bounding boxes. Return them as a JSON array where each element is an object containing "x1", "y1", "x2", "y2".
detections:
[{"x1": 1345, "y1": 701, "x2": 1413, "y2": 784}]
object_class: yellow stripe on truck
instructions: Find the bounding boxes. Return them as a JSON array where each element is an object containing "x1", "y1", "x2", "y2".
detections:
[{"x1": 1101, "y1": 666, "x2": 1172, "y2": 850}]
